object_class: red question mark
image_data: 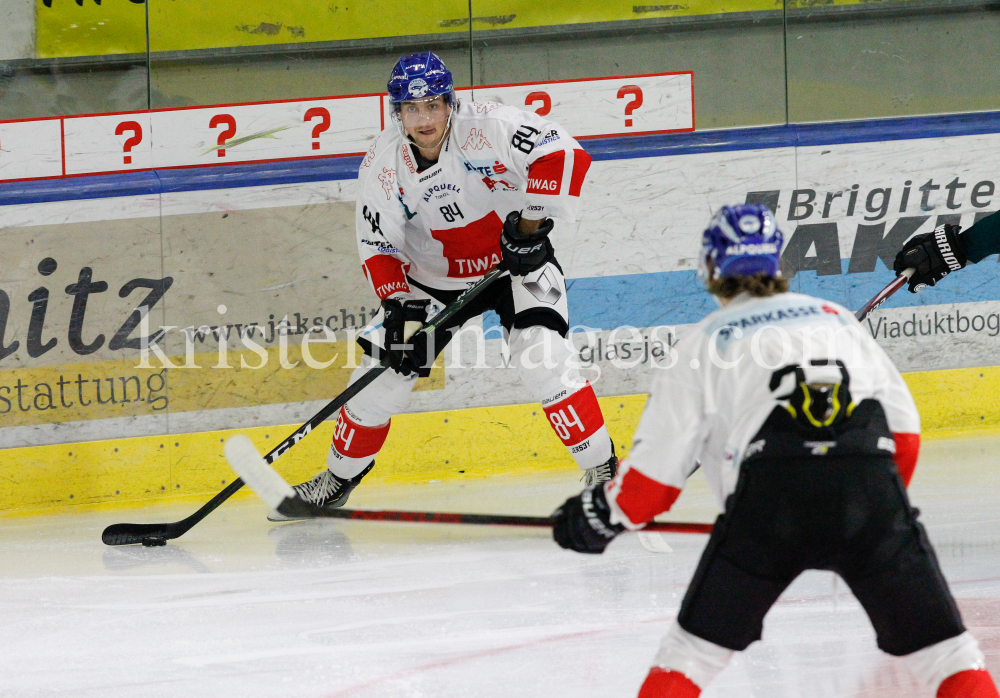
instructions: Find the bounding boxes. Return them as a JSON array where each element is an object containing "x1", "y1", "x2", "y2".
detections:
[
  {"x1": 616, "y1": 85, "x2": 644, "y2": 128},
  {"x1": 525, "y1": 91, "x2": 551, "y2": 116},
  {"x1": 304, "y1": 107, "x2": 331, "y2": 151},
  {"x1": 209, "y1": 114, "x2": 237, "y2": 157},
  {"x1": 115, "y1": 121, "x2": 143, "y2": 164}
]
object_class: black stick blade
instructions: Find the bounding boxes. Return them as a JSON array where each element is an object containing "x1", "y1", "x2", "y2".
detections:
[{"x1": 102, "y1": 523, "x2": 174, "y2": 546}]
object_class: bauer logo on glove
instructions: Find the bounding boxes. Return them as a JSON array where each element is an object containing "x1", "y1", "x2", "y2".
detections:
[{"x1": 500, "y1": 210, "x2": 555, "y2": 276}]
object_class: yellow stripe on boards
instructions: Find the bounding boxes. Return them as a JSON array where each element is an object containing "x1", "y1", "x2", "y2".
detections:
[
  {"x1": 903, "y1": 365, "x2": 1000, "y2": 438},
  {"x1": 0, "y1": 395, "x2": 644, "y2": 513},
  {"x1": 0, "y1": 341, "x2": 443, "y2": 428},
  {"x1": 2, "y1": 363, "x2": 999, "y2": 514}
]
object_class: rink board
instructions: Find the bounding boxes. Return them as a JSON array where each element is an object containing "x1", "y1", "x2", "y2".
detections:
[
  {"x1": 3, "y1": 366, "x2": 1000, "y2": 512},
  {"x1": 3, "y1": 108, "x2": 1000, "y2": 511}
]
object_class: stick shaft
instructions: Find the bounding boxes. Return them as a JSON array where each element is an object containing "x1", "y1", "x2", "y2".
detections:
[
  {"x1": 102, "y1": 268, "x2": 505, "y2": 545},
  {"x1": 303, "y1": 506, "x2": 714, "y2": 534},
  {"x1": 855, "y1": 269, "x2": 913, "y2": 321}
]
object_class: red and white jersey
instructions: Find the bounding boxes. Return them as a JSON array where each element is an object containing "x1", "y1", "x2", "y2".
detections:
[
  {"x1": 355, "y1": 100, "x2": 592, "y2": 298},
  {"x1": 606, "y1": 292, "x2": 922, "y2": 528}
]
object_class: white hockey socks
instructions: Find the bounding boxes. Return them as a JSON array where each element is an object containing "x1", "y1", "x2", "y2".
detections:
[
  {"x1": 901, "y1": 632, "x2": 999, "y2": 697},
  {"x1": 326, "y1": 406, "x2": 391, "y2": 479},
  {"x1": 640, "y1": 622, "x2": 733, "y2": 696}
]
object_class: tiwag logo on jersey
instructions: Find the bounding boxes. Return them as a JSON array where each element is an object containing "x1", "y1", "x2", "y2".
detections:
[
  {"x1": 430, "y1": 211, "x2": 503, "y2": 278},
  {"x1": 363, "y1": 254, "x2": 410, "y2": 300},
  {"x1": 527, "y1": 152, "x2": 563, "y2": 195},
  {"x1": 527, "y1": 149, "x2": 591, "y2": 197},
  {"x1": 463, "y1": 128, "x2": 492, "y2": 150}
]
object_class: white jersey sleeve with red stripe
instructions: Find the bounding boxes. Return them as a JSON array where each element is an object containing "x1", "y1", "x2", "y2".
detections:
[
  {"x1": 468, "y1": 103, "x2": 593, "y2": 223},
  {"x1": 355, "y1": 132, "x2": 414, "y2": 300}
]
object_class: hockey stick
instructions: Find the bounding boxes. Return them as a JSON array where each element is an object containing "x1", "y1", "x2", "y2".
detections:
[
  {"x1": 855, "y1": 268, "x2": 913, "y2": 321},
  {"x1": 102, "y1": 267, "x2": 506, "y2": 547},
  {"x1": 224, "y1": 435, "x2": 713, "y2": 534}
]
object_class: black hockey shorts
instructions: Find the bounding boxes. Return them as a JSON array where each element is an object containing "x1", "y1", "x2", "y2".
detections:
[
  {"x1": 407, "y1": 268, "x2": 569, "y2": 351},
  {"x1": 677, "y1": 454, "x2": 965, "y2": 655}
]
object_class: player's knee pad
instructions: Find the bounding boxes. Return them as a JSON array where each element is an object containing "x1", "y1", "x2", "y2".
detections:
[
  {"x1": 327, "y1": 406, "x2": 391, "y2": 479},
  {"x1": 342, "y1": 355, "x2": 418, "y2": 426},
  {"x1": 901, "y1": 631, "x2": 989, "y2": 691},
  {"x1": 509, "y1": 325, "x2": 580, "y2": 397},
  {"x1": 650, "y1": 622, "x2": 734, "y2": 691},
  {"x1": 637, "y1": 668, "x2": 701, "y2": 698}
]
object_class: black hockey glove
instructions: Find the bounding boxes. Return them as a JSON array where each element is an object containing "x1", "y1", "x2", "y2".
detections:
[
  {"x1": 893, "y1": 224, "x2": 968, "y2": 293},
  {"x1": 552, "y1": 484, "x2": 624, "y2": 554},
  {"x1": 381, "y1": 298, "x2": 433, "y2": 377},
  {"x1": 500, "y1": 210, "x2": 554, "y2": 276}
]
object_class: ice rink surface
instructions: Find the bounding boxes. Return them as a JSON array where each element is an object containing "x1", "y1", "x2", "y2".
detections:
[{"x1": 2, "y1": 432, "x2": 999, "y2": 698}]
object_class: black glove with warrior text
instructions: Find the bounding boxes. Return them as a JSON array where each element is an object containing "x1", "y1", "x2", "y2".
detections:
[
  {"x1": 500, "y1": 210, "x2": 554, "y2": 276},
  {"x1": 381, "y1": 298, "x2": 432, "y2": 377},
  {"x1": 552, "y1": 484, "x2": 625, "y2": 554},
  {"x1": 893, "y1": 224, "x2": 968, "y2": 293}
]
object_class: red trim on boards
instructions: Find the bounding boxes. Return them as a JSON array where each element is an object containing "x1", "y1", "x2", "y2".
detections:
[
  {"x1": 0, "y1": 113, "x2": 63, "y2": 127},
  {"x1": 53, "y1": 91, "x2": 384, "y2": 122},
  {"x1": 577, "y1": 125, "x2": 695, "y2": 140},
  {"x1": 463, "y1": 70, "x2": 694, "y2": 92},
  {"x1": 60, "y1": 119, "x2": 66, "y2": 177},
  {"x1": 690, "y1": 70, "x2": 697, "y2": 130}
]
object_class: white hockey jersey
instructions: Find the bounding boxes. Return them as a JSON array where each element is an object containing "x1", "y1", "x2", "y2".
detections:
[
  {"x1": 607, "y1": 292, "x2": 922, "y2": 528},
  {"x1": 355, "y1": 100, "x2": 592, "y2": 298}
]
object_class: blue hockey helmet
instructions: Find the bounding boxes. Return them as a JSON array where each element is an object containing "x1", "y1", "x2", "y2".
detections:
[
  {"x1": 699, "y1": 204, "x2": 784, "y2": 280},
  {"x1": 387, "y1": 52, "x2": 455, "y2": 105}
]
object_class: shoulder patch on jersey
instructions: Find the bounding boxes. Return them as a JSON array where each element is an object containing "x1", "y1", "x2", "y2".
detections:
[
  {"x1": 378, "y1": 168, "x2": 396, "y2": 200},
  {"x1": 360, "y1": 136, "x2": 379, "y2": 170},
  {"x1": 471, "y1": 101, "x2": 502, "y2": 115}
]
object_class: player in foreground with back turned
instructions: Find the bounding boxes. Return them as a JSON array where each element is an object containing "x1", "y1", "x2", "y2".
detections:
[
  {"x1": 553, "y1": 204, "x2": 999, "y2": 698},
  {"x1": 269, "y1": 52, "x2": 617, "y2": 520}
]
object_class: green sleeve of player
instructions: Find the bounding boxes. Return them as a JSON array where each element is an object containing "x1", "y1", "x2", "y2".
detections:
[{"x1": 960, "y1": 210, "x2": 1000, "y2": 263}]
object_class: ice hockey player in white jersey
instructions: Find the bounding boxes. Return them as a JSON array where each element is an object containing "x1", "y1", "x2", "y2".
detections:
[
  {"x1": 553, "y1": 205, "x2": 1000, "y2": 698},
  {"x1": 268, "y1": 52, "x2": 616, "y2": 520}
]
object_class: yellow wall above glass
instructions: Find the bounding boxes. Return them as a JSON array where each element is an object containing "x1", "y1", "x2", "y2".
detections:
[
  {"x1": 36, "y1": 0, "x2": 146, "y2": 58},
  {"x1": 36, "y1": 0, "x2": 928, "y2": 59}
]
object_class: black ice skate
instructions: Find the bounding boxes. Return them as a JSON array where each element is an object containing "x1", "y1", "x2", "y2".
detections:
[
  {"x1": 267, "y1": 461, "x2": 375, "y2": 522},
  {"x1": 582, "y1": 448, "x2": 618, "y2": 487}
]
